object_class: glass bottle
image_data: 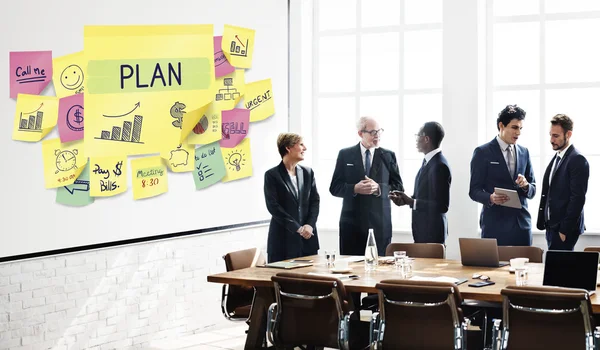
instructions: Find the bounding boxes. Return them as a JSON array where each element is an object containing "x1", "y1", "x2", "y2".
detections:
[{"x1": 364, "y1": 228, "x2": 379, "y2": 272}]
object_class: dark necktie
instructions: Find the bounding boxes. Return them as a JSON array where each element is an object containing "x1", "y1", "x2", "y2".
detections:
[
  {"x1": 415, "y1": 158, "x2": 426, "y2": 184},
  {"x1": 545, "y1": 155, "x2": 562, "y2": 221},
  {"x1": 550, "y1": 155, "x2": 562, "y2": 182},
  {"x1": 365, "y1": 149, "x2": 371, "y2": 176}
]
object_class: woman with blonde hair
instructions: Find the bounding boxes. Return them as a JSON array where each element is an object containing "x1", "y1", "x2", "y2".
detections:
[{"x1": 264, "y1": 133, "x2": 320, "y2": 263}]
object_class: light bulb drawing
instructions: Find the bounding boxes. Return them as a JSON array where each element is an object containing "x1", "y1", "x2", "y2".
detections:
[{"x1": 227, "y1": 150, "x2": 246, "y2": 172}]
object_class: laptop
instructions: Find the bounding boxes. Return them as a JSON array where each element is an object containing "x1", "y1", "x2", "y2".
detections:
[
  {"x1": 543, "y1": 250, "x2": 599, "y2": 293},
  {"x1": 459, "y1": 238, "x2": 509, "y2": 267}
]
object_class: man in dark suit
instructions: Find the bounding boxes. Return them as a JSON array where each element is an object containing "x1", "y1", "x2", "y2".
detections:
[
  {"x1": 264, "y1": 133, "x2": 320, "y2": 263},
  {"x1": 469, "y1": 105, "x2": 537, "y2": 246},
  {"x1": 390, "y1": 122, "x2": 451, "y2": 244},
  {"x1": 329, "y1": 116, "x2": 403, "y2": 257},
  {"x1": 537, "y1": 114, "x2": 589, "y2": 251}
]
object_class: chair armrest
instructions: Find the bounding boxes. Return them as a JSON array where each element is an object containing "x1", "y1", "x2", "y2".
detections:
[
  {"x1": 491, "y1": 318, "x2": 503, "y2": 350},
  {"x1": 266, "y1": 303, "x2": 278, "y2": 346},
  {"x1": 369, "y1": 312, "x2": 383, "y2": 349},
  {"x1": 458, "y1": 318, "x2": 470, "y2": 350},
  {"x1": 594, "y1": 326, "x2": 600, "y2": 347}
]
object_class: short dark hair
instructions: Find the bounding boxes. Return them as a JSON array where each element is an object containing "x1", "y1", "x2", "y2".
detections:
[
  {"x1": 497, "y1": 104, "x2": 526, "y2": 130},
  {"x1": 550, "y1": 114, "x2": 573, "y2": 133},
  {"x1": 421, "y1": 121, "x2": 445, "y2": 148},
  {"x1": 276, "y1": 133, "x2": 302, "y2": 158}
]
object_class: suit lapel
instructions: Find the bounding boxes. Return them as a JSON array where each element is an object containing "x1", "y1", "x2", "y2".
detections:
[
  {"x1": 354, "y1": 144, "x2": 366, "y2": 179},
  {"x1": 277, "y1": 162, "x2": 299, "y2": 203},
  {"x1": 415, "y1": 153, "x2": 438, "y2": 194},
  {"x1": 296, "y1": 165, "x2": 304, "y2": 203},
  {"x1": 491, "y1": 138, "x2": 513, "y2": 181},
  {"x1": 370, "y1": 148, "x2": 382, "y2": 179}
]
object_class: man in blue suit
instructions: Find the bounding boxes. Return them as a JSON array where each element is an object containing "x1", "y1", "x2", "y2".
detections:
[
  {"x1": 469, "y1": 105, "x2": 537, "y2": 246},
  {"x1": 537, "y1": 114, "x2": 589, "y2": 251},
  {"x1": 390, "y1": 122, "x2": 451, "y2": 244}
]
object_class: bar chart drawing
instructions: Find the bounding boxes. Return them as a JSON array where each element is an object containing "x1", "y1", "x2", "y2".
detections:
[
  {"x1": 95, "y1": 115, "x2": 144, "y2": 144},
  {"x1": 18, "y1": 111, "x2": 43, "y2": 133},
  {"x1": 229, "y1": 36, "x2": 248, "y2": 57},
  {"x1": 215, "y1": 78, "x2": 241, "y2": 101}
]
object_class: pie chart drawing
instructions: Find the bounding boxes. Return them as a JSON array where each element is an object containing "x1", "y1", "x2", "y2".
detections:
[{"x1": 193, "y1": 115, "x2": 209, "y2": 134}]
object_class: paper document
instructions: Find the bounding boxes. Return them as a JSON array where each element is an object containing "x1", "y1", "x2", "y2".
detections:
[
  {"x1": 494, "y1": 187, "x2": 522, "y2": 209},
  {"x1": 307, "y1": 272, "x2": 359, "y2": 280},
  {"x1": 410, "y1": 276, "x2": 468, "y2": 285}
]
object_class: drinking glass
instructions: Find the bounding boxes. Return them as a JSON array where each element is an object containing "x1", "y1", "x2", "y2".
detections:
[
  {"x1": 515, "y1": 267, "x2": 528, "y2": 286},
  {"x1": 394, "y1": 251, "x2": 407, "y2": 270},
  {"x1": 325, "y1": 250, "x2": 336, "y2": 268}
]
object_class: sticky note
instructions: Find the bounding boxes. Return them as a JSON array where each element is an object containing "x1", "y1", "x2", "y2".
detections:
[
  {"x1": 13, "y1": 94, "x2": 58, "y2": 142},
  {"x1": 244, "y1": 79, "x2": 275, "y2": 122},
  {"x1": 222, "y1": 25, "x2": 255, "y2": 68},
  {"x1": 131, "y1": 156, "x2": 168, "y2": 200},
  {"x1": 221, "y1": 138, "x2": 252, "y2": 182},
  {"x1": 9, "y1": 51, "x2": 52, "y2": 99},
  {"x1": 89, "y1": 156, "x2": 128, "y2": 197},
  {"x1": 42, "y1": 139, "x2": 87, "y2": 189},
  {"x1": 193, "y1": 142, "x2": 226, "y2": 190}
]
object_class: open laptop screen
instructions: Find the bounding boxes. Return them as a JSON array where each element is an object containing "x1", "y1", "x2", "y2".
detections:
[{"x1": 543, "y1": 251, "x2": 599, "y2": 292}]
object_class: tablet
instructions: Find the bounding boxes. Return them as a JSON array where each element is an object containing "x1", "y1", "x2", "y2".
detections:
[{"x1": 494, "y1": 187, "x2": 522, "y2": 209}]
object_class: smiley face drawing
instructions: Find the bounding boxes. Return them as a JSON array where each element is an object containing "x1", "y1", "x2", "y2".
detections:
[{"x1": 60, "y1": 65, "x2": 84, "y2": 91}]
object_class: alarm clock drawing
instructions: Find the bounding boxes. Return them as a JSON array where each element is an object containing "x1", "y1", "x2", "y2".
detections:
[{"x1": 55, "y1": 149, "x2": 79, "y2": 174}]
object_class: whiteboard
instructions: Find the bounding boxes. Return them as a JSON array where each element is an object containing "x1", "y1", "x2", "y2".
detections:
[{"x1": 0, "y1": 0, "x2": 288, "y2": 259}]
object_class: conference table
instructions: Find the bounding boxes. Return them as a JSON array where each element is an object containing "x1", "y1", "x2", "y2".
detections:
[{"x1": 207, "y1": 255, "x2": 600, "y2": 349}]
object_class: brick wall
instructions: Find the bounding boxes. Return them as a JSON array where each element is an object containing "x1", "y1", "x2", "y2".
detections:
[{"x1": 0, "y1": 226, "x2": 268, "y2": 350}]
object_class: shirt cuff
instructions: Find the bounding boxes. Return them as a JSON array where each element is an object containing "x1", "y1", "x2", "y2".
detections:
[{"x1": 412, "y1": 199, "x2": 417, "y2": 210}]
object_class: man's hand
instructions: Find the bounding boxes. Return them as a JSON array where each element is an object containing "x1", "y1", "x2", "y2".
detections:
[
  {"x1": 399, "y1": 192, "x2": 415, "y2": 208},
  {"x1": 515, "y1": 173, "x2": 529, "y2": 191},
  {"x1": 354, "y1": 179, "x2": 373, "y2": 195},
  {"x1": 388, "y1": 191, "x2": 406, "y2": 206},
  {"x1": 364, "y1": 176, "x2": 380, "y2": 195},
  {"x1": 490, "y1": 191, "x2": 510, "y2": 205},
  {"x1": 559, "y1": 232, "x2": 566, "y2": 242}
]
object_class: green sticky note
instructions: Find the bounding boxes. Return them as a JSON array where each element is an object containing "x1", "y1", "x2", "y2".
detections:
[
  {"x1": 56, "y1": 164, "x2": 94, "y2": 207},
  {"x1": 194, "y1": 142, "x2": 226, "y2": 190}
]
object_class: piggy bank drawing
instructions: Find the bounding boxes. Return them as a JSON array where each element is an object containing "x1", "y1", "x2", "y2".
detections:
[{"x1": 169, "y1": 148, "x2": 189, "y2": 167}]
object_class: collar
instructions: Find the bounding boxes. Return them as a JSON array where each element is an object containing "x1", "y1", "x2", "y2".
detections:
[
  {"x1": 359, "y1": 142, "x2": 377, "y2": 155},
  {"x1": 424, "y1": 148, "x2": 442, "y2": 165},
  {"x1": 556, "y1": 143, "x2": 572, "y2": 159},
  {"x1": 496, "y1": 135, "x2": 514, "y2": 152}
]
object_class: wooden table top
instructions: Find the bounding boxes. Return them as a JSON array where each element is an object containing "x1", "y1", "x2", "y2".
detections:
[{"x1": 207, "y1": 255, "x2": 600, "y2": 311}]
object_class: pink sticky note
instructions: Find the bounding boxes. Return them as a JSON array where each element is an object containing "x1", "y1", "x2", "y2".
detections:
[
  {"x1": 220, "y1": 108, "x2": 250, "y2": 148},
  {"x1": 9, "y1": 51, "x2": 53, "y2": 99},
  {"x1": 58, "y1": 94, "x2": 84, "y2": 143},
  {"x1": 214, "y1": 36, "x2": 235, "y2": 78}
]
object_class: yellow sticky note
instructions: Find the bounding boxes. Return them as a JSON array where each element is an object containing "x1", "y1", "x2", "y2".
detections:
[
  {"x1": 131, "y1": 156, "x2": 168, "y2": 200},
  {"x1": 222, "y1": 25, "x2": 255, "y2": 68},
  {"x1": 53, "y1": 51, "x2": 86, "y2": 98},
  {"x1": 12, "y1": 94, "x2": 58, "y2": 142},
  {"x1": 213, "y1": 69, "x2": 245, "y2": 112},
  {"x1": 180, "y1": 102, "x2": 210, "y2": 144},
  {"x1": 42, "y1": 138, "x2": 87, "y2": 189},
  {"x1": 186, "y1": 103, "x2": 222, "y2": 145},
  {"x1": 161, "y1": 142, "x2": 195, "y2": 173},
  {"x1": 84, "y1": 25, "x2": 215, "y2": 158},
  {"x1": 221, "y1": 138, "x2": 252, "y2": 182},
  {"x1": 89, "y1": 156, "x2": 128, "y2": 197},
  {"x1": 244, "y1": 79, "x2": 275, "y2": 122}
]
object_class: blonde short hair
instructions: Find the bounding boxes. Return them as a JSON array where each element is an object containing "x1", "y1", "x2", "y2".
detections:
[{"x1": 277, "y1": 133, "x2": 302, "y2": 158}]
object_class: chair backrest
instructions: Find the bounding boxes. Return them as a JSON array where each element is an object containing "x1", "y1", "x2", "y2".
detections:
[
  {"x1": 385, "y1": 243, "x2": 445, "y2": 259},
  {"x1": 269, "y1": 272, "x2": 351, "y2": 350},
  {"x1": 499, "y1": 285, "x2": 595, "y2": 349},
  {"x1": 584, "y1": 246, "x2": 600, "y2": 253},
  {"x1": 497, "y1": 246, "x2": 544, "y2": 263},
  {"x1": 374, "y1": 279, "x2": 466, "y2": 349},
  {"x1": 221, "y1": 248, "x2": 265, "y2": 319}
]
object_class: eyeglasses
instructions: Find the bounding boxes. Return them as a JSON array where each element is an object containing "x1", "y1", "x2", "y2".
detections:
[
  {"x1": 362, "y1": 128, "x2": 384, "y2": 136},
  {"x1": 414, "y1": 133, "x2": 426, "y2": 140},
  {"x1": 472, "y1": 273, "x2": 490, "y2": 281}
]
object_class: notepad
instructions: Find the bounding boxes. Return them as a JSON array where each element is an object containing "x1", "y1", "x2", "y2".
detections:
[
  {"x1": 307, "y1": 272, "x2": 359, "y2": 280},
  {"x1": 260, "y1": 261, "x2": 313, "y2": 269},
  {"x1": 409, "y1": 276, "x2": 468, "y2": 285}
]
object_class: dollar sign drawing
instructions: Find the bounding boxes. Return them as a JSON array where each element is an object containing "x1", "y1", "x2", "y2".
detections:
[
  {"x1": 113, "y1": 161, "x2": 123, "y2": 176},
  {"x1": 74, "y1": 108, "x2": 83, "y2": 124}
]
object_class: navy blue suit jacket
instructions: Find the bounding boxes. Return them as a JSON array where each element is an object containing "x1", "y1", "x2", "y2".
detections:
[
  {"x1": 329, "y1": 143, "x2": 403, "y2": 256},
  {"x1": 412, "y1": 152, "x2": 451, "y2": 244},
  {"x1": 264, "y1": 162, "x2": 320, "y2": 262},
  {"x1": 536, "y1": 145, "x2": 589, "y2": 236},
  {"x1": 469, "y1": 138, "x2": 536, "y2": 246}
]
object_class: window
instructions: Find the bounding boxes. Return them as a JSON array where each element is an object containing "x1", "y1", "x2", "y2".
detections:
[
  {"x1": 313, "y1": 0, "x2": 443, "y2": 230},
  {"x1": 486, "y1": 1, "x2": 600, "y2": 231}
]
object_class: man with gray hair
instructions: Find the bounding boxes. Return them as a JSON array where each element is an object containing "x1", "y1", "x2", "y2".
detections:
[{"x1": 330, "y1": 116, "x2": 403, "y2": 257}]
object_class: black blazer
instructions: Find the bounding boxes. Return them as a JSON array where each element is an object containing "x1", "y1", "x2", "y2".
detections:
[
  {"x1": 264, "y1": 162, "x2": 320, "y2": 262},
  {"x1": 536, "y1": 145, "x2": 589, "y2": 236},
  {"x1": 412, "y1": 152, "x2": 451, "y2": 244},
  {"x1": 329, "y1": 143, "x2": 403, "y2": 255}
]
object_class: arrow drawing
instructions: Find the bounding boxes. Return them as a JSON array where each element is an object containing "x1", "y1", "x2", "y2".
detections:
[
  {"x1": 235, "y1": 35, "x2": 246, "y2": 47},
  {"x1": 102, "y1": 102, "x2": 140, "y2": 118},
  {"x1": 64, "y1": 180, "x2": 90, "y2": 194},
  {"x1": 24, "y1": 103, "x2": 44, "y2": 115}
]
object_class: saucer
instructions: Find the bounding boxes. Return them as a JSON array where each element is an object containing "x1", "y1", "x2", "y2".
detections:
[{"x1": 330, "y1": 267, "x2": 352, "y2": 273}]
